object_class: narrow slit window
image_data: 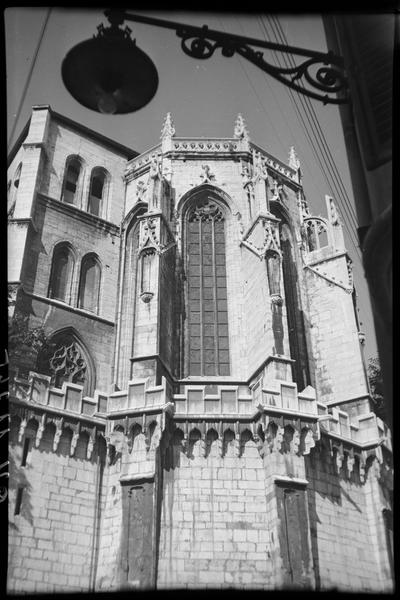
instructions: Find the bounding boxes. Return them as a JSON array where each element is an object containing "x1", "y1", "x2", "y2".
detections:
[
  {"x1": 78, "y1": 255, "x2": 101, "y2": 313},
  {"x1": 21, "y1": 438, "x2": 30, "y2": 467},
  {"x1": 88, "y1": 169, "x2": 108, "y2": 217},
  {"x1": 141, "y1": 250, "x2": 154, "y2": 294},
  {"x1": 62, "y1": 159, "x2": 81, "y2": 205},
  {"x1": 49, "y1": 245, "x2": 74, "y2": 303},
  {"x1": 14, "y1": 487, "x2": 24, "y2": 515}
]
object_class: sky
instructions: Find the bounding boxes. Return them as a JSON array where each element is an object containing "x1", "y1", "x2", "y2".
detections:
[{"x1": 5, "y1": 7, "x2": 379, "y2": 363}]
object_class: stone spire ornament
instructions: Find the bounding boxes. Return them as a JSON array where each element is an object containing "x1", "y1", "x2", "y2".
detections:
[
  {"x1": 233, "y1": 114, "x2": 250, "y2": 141},
  {"x1": 161, "y1": 112, "x2": 175, "y2": 152},
  {"x1": 288, "y1": 146, "x2": 300, "y2": 170},
  {"x1": 288, "y1": 146, "x2": 301, "y2": 183},
  {"x1": 161, "y1": 112, "x2": 175, "y2": 140}
]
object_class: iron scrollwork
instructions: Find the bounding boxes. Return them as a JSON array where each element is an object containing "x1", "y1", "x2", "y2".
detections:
[
  {"x1": 175, "y1": 24, "x2": 348, "y2": 105},
  {"x1": 104, "y1": 10, "x2": 349, "y2": 105}
]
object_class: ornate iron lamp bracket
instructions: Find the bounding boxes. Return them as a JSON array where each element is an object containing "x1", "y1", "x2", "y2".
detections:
[{"x1": 105, "y1": 9, "x2": 349, "y2": 105}]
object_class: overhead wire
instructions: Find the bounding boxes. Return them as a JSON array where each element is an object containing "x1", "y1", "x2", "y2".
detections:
[
  {"x1": 7, "y1": 7, "x2": 52, "y2": 151},
  {"x1": 268, "y1": 15, "x2": 359, "y2": 226},
  {"x1": 260, "y1": 17, "x2": 360, "y2": 232},
  {"x1": 262, "y1": 15, "x2": 371, "y2": 327},
  {"x1": 259, "y1": 16, "x2": 362, "y2": 261},
  {"x1": 230, "y1": 15, "x2": 329, "y2": 206},
  {"x1": 229, "y1": 13, "x2": 369, "y2": 328},
  {"x1": 216, "y1": 16, "x2": 289, "y2": 160}
]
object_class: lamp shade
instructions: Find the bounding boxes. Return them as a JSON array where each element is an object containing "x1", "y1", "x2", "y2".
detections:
[{"x1": 61, "y1": 27, "x2": 159, "y2": 114}]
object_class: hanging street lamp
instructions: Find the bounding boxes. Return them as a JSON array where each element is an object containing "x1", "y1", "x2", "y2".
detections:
[{"x1": 62, "y1": 9, "x2": 349, "y2": 114}]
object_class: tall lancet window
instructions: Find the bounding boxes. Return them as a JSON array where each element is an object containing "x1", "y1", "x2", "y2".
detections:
[
  {"x1": 78, "y1": 254, "x2": 101, "y2": 313},
  {"x1": 62, "y1": 158, "x2": 82, "y2": 205},
  {"x1": 88, "y1": 168, "x2": 108, "y2": 217},
  {"x1": 48, "y1": 243, "x2": 75, "y2": 303},
  {"x1": 280, "y1": 222, "x2": 310, "y2": 389},
  {"x1": 186, "y1": 199, "x2": 230, "y2": 376}
]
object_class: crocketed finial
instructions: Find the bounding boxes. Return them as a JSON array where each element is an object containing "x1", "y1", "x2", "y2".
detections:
[
  {"x1": 288, "y1": 146, "x2": 301, "y2": 171},
  {"x1": 161, "y1": 112, "x2": 175, "y2": 139},
  {"x1": 233, "y1": 113, "x2": 250, "y2": 141}
]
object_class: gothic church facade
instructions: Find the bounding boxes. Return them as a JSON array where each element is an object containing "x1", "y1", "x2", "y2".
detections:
[{"x1": 7, "y1": 105, "x2": 393, "y2": 592}]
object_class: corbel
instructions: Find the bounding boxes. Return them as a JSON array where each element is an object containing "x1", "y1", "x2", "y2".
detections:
[
  {"x1": 53, "y1": 417, "x2": 64, "y2": 452},
  {"x1": 87, "y1": 428, "x2": 96, "y2": 460},
  {"x1": 18, "y1": 417, "x2": 28, "y2": 443},
  {"x1": 70, "y1": 423, "x2": 81, "y2": 457},
  {"x1": 149, "y1": 420, "x2": 162, "y2": 452},
  {"x1": 301, "y1": 427, "x2": 315, "y2": 456},
  {"x1": 359, "y1": 452, "x2": 367, "y2": 483},
  {"x1": 35, "y1": 413, "x2": 46, "y2": 448},
  {"x1": 331, "y1": 441, "x2": 344, "y2": 472},
  {"x1": 345, "y1": 448, "x2": 355, "y2": 478},
  {"x1": 290, "y1": 429, "x2": 301, "y2": 455}
]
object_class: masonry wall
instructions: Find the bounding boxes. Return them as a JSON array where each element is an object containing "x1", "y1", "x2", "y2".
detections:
[
  {"x1": 29, "y1": 199, "x2": 120, "y2": 321},
  {"x1": 39, "y1": 117, "x2": 129, "y2": 224},
  {"x1": 304, "y1": 254, "x2": 367, "y2": 403},
  {"x1": 305, "y1": 448, "x2": 386, "y2": 592},
  {"x1": 242, "y1": 247, "x2": 291, "y2": 368},
  {"x1": 96, "y1": 429, "x2": 159, "y2": 591},
  {"x1": 157, "y1": 435, "x2": 276, "y2": 589},
  {"x1": 25, "y1": 295, "x2": 115, "y2": 393},
  {"x1": 8, "y1": 418, "x2": 104, "y2": 594}
]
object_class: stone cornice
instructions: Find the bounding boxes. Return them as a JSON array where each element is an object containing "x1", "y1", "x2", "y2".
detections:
[
  {"x1": 36, "y1": 193, "x2": 120, "y2": 235},
  {"x1": 123, "y1": 138, "x2": 303, "y2": 192},
  {"x1": 23, "y1": 291, "x2": 115, "y2": 326},
  {"x1": 10, "y1": 395, "x2": 107, "y2": 428},
  {"x1": 8, "y1": 217, "x2": 38, "y2": 233}
]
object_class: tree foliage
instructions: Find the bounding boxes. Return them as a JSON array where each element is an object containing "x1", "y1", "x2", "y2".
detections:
[
  {"x1": 367, "y1": 356, "x2": 386, "y2": 421},
  {"x1": 8, "y1": 312, "x2": 52, "y2": 371}
]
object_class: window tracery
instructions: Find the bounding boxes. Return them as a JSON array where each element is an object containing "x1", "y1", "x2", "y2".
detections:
[{"x1": 186, "y1": 198, "x2": 230, "y2": 376}]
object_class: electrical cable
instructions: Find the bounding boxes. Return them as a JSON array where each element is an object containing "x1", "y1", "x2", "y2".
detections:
[
  {"x1": 269, "y1": 15, "x2": 359, "y2": 226},
  {"x1": 260, "y1": 16, "x2": 362, "y2": 259},
  {"x1": 262, "y1": 15, "x2": 374, "y2": 333},
  {"x1": 7, "y1": 8, "x2": 52, "y2": 151},
  {"x1": 232, "y1": 16, "x2": 329, "y2": 206}
]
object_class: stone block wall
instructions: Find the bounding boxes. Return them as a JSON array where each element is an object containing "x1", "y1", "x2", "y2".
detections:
[
  {"x1": 304, "y1": 254, "x2": 367, "y2": 403},
  {"x1": 39, "y1": 111, "x2": 130, "y2": 225},
  {"x1": 305, "y1": 449, "x2": 391, "y2": 592},
  {"x1": 96, "y1": 425, "x2": 162, "y2": 591},
  {"x1": 21, "y1": 295, "x2": 115, "y2": 393},
  {"x1": 158, "y1": 435, "x2": 275, "y2": 589},
  {"x1": 8, "y1": 417, "x2": 105, "y2": 594},
  {"x1": 28, "y1": 198, "x2": 120, "y2": 321}
]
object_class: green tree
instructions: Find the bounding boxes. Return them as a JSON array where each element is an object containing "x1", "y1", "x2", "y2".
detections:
[
  {"x1": 8, "y1": 312, "x2": 52, "y2": 376},
  {"x1": 367, "y1": 357, "x2": 386, "y2": 422}
]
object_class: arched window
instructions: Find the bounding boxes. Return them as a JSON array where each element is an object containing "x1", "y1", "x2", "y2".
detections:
[
  {"x1": 280, "y1": 222, "x2": 310, "y2": 388},
  {"x1": 186, "y1": 197, "x2": 230, "y2": 376},
  {"x1": 62, "y1": 157, "x2": 82, "y2": 205},
  {"x1": 140, "y1": 249, "x2": 156, "y2": 299},
  {"x1": 88, "y1": 168, "x2": 108, "y2": 217},
  {"x1": 37, "y1": 329, "x2": 94, "y2": 396},
  {"x1": 117, "y1": 213, "x2": 145, "y2": 388},
  {"x1": 78, "y1": 254, "x2": 101, "y2": 313},
  {"x1": 48, "y1": 244, "x2": 74, "y2": 303}
]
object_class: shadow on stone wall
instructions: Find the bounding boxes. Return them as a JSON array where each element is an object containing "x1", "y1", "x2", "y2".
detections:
[{"x1": 304, "y1": 439, "x2": 367, "y2": 591}]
